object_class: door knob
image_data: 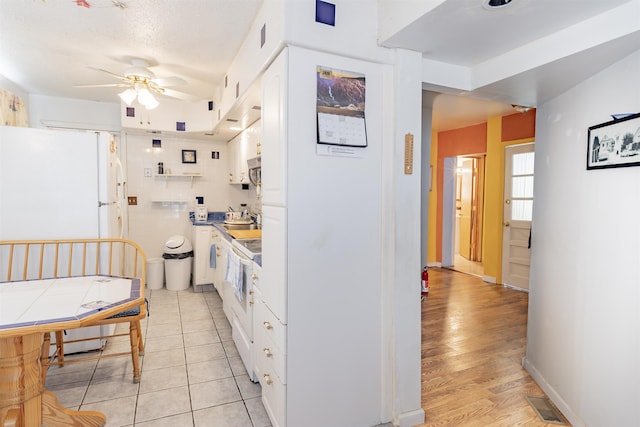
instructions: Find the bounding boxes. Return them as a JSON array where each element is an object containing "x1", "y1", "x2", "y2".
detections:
[
  {"x1": 503, "y1": 221, "x2": 510, "y2": 227},
  {"x1": 505, "y1": 199, "x2": 511, "y2": 204}
]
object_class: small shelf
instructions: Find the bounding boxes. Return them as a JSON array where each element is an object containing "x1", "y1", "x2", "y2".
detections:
[
  {"x1": 155, "y1": 173, "x2": 202, "y2": 177},
  {"x1": 151, "y1": 199, "x2": 189, "y2": 204},
  {"x1": 155, "y1": 172, "x2": 202, "y2": 187}
]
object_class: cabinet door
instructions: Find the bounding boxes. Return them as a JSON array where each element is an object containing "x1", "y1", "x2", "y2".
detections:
[
  {"x1": 261, "y1": 205, "x2": 287, "y2": 323},
  {"x1": 211, "y1": 230, "x2": 227, "y2": 295},
  {"x1": 193, "y1": 226, "x2": 214, "y2": 286},
  {"x1": 261, "y1": 49, "x2": 288, "y2": 206},
  {"x1": 228, "y1": 138, "x2": 240, "y2": 184}
]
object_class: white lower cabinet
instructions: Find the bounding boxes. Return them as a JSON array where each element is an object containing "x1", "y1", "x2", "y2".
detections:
[
  {"x1": 254, "y1": 298, "x2": 286, "y2": 427},
  {"x1": 192, "y1": 226, "x2": 214, "y2": 289},
  {"x1": 210, "y1": 228, "x2": 229, "y2": 296}
]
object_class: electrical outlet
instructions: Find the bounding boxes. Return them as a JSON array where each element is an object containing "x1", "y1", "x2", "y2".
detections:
[
  {"x1": 144, "y1": 168, "x2": 151, "y2": 177},
  {"x1": 128, "y1": 196, "x2": 137, "y2": 206}
]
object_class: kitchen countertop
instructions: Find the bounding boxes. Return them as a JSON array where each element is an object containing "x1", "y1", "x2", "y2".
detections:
[{"x1": 190, "y1": 212, "x2": 262, "y2": 266}]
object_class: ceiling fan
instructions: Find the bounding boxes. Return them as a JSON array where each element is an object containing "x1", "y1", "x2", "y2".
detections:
[{"x1": 74, "y1": 58, "x2": 200, "y2": 109}]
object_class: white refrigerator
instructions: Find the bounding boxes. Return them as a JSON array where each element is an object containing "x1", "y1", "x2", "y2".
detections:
[{"x1": 0, "y1": 125, "x2": 126, "y2": 353}]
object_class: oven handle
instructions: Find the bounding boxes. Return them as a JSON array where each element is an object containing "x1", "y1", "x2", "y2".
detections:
[{"x1": 232, "y1": 247, "x2": 253, "y2": 264}]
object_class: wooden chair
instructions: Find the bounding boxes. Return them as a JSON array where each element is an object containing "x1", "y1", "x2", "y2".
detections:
[{"x1": 0, "y1": 238, "x2": 147, "y2": 383}]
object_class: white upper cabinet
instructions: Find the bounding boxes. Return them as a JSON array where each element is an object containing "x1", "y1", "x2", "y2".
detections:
[
  {"x1": 260, "y1": 49, "x2": 288, "y2": 206},
  {"x1": 121, "y1": 99, "x2": 214, "y2": 133},
  {"x1": 228, "y1": 119, "x2": 261, "y2": 184}
]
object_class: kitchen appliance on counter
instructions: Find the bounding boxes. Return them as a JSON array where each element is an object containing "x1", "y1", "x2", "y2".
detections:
[{"x1": 194, "y1": 197, "x2": 208, "y2": 222}]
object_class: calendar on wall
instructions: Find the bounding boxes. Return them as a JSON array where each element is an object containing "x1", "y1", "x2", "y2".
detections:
[{"x1": 316, "y1": 66, "x2": 367, "y2": 148}]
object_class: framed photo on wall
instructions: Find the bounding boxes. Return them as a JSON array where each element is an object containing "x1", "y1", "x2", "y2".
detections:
[
  {"x1": 182, "y1": 149, "x2": 197, "y2": 164},
  {"x1": 587, "y1": 112, "x2": 640, "y2": 170}
]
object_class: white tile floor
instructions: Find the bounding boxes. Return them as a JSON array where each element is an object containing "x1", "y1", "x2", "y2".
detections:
[{"x1": 45, "y1": 287, "x2": 271, "y2": 427}]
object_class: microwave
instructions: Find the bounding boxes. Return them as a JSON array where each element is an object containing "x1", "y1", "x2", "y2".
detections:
[{"x1": 247, "y1": 156, "x2": 261, "y2": 186}]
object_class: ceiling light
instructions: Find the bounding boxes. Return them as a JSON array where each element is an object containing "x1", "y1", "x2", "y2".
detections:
[
  {"x1": 118, "y1": 84, "x2": 159, "y2": 110},
  {"x1": 483, "y1": 0, "x2": 514, "y2": 9},
  {"x1": 512, "y1": 104, "x2": 532, "y2": 113},
  {"x1": 118, "y1": 88, "x2": 137, "y2": 106}
]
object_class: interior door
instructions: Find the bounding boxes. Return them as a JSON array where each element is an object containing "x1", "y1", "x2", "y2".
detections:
[
  {"x1": 501, "y1": 143, "x2": 535, "y2": 290},
  {"x1": 458, "y1": 158, "x2": 473, "y2": 259}
]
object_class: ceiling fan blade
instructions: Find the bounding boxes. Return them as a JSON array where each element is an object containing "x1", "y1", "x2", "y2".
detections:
[
  {"x1": 73, "y1": 83, "x2": 130, "y2": 88},
  {"x1": 150, "y1": 76, "x2": 187, "y2": 87},
  {"x1": 88, "y1": 66, "x2": 129, "y2": 82},
  {"x1": 159, "y1": 88, "x2": 202, "y2": 102}
]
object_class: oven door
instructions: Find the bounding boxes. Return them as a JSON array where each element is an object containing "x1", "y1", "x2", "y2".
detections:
[{"x1": 230, "y1": 247, "x2": 253, "y2": 337}]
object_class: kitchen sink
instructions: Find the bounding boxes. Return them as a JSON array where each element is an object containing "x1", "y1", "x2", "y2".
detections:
[{"x1": 222, "y1": 223, "x2": 256, "y2": 230}]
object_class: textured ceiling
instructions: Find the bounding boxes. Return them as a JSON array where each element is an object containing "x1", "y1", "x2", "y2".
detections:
[
  {"x1": 0, "y1": 0, "x2": 637, "y2": 132},
  {"x1": 0, "y1": 0, "x2": 262, "y2": 103}
]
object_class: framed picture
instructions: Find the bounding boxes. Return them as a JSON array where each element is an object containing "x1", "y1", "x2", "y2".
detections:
[
  {"x1": 182, "y1": 149, "x2": 197, "y2": 164},
  {"x1": 587, "y1": 112, "x2": 640, "y2": 170}
]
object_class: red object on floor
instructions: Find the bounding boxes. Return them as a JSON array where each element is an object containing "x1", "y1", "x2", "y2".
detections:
[{"x1": 421, "y1": 267, "x2": 429, "y2": 297}]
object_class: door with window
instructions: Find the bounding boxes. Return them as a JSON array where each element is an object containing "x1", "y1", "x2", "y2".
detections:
[{"x1": 501, "y1": 143, "x2": 535, "y2": 290}]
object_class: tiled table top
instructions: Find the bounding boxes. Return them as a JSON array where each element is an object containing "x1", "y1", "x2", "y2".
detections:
[{"x1": 0, "y1": 275, "x2": 140, "y2": 331}]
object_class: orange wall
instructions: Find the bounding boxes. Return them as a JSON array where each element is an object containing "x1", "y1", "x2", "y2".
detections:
[
  {"x1": 502, "y1": 110, "x2": 536, "y2": 141},
  {"x1": 435, "y1": 123, "x2": 486, "y2": 261},
  {"x1": 430, "y1": 111, "x2": 536, "y2": 278}
]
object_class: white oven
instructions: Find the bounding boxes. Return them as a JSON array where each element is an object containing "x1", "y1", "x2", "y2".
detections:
[{"x1": 227, "y1": 238, "x2": 261, "y2": 382}]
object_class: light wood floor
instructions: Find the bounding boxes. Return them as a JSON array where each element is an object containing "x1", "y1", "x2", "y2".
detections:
[{"x1": 419, "y1": 268, "x2": 569, "y2": 427}]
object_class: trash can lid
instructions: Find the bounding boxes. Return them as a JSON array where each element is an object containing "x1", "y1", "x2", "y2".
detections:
[{"x1": 164, "y1": 235, "x2": 193, "y2": 254}]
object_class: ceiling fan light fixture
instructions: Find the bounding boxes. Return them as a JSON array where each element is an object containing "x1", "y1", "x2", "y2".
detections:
[
  {"x1": 137, "y1": 87, "x2": 158, "y2": 109},
  {"x1": 118, "y1": 88, "x2": 137, "y2": 105},
  {"x1": 144, "y1": 95, "x2": 159, "y2": 110}
]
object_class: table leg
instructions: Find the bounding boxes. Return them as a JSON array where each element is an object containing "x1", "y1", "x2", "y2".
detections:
[
  {"x1": 41, "y1": 390, "x2": 106, "y2": 427},
  {"x1": 0, "y1": 333, "x2": 106, "y2": 427}
]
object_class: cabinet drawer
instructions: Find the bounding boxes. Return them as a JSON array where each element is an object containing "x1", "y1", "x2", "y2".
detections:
[
  {"x1": 254, "y1": 314, "x2": 286, "y2": 383},
  {"x1": 255, "y1": 299, "x2": 286, "y2": 354},
  {"x1": 254, "y1": 346, "x2": 286, "y2": 427}
]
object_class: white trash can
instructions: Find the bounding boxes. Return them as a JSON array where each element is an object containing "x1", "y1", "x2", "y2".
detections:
[
  {"x1": 146, "y1": 258, "x2": 164, "y2": 290},
  {"x1": 163, "y1": 235, "x2": 193, "y2": 291}
]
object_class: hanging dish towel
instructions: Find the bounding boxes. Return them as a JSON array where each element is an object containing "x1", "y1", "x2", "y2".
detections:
[
  {"x1": 209, "y1": 244, "x2": 217, "y2": 268},
  {"x1": 225, "y1": 250, "x2": 243, "y2": 301}
]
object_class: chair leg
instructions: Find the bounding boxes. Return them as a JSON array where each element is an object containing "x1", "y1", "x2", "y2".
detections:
[
  {"x1": 129, "y1": 322, "x2": 141, "y2": 383},
  {"x1": 40, "y1": 332, "x2": 51, "y2": 385},
  {"x1": 136, "y1": 320, "x2": 144, "y2": 356},
  {"x1": 55, "y1": 331, "x2": 65, "y2": 367}
]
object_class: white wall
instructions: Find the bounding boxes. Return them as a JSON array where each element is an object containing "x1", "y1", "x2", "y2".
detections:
[
  {"x1": 125, "y1": 131, "x2": 254, "y2": 258},
  {"x1": 0, "y1": 74, "x2": 29, "y2": 100},
  {"x1": 29, "y1": 94, "x2": 120, "y2": 131},
  {"x1": 525, "y1": 49, "x2": 640, "y2": 427}
]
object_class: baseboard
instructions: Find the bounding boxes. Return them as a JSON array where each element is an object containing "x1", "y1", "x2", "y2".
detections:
[
  {"x1": 503, "y1": 283, "x2": 529, "y2": 293},
  {"x1": 482, "y1": 275, "x2": 496, "y2": 283},
  {"x1": 393, "y1": 408, "x2": 425, "y2": 427},
  {"x1": 522, "y1": 358, "x2": 583, "y2": 427}
]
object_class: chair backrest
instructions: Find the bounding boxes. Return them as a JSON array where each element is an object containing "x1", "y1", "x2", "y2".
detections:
[{"x1": 0, "y1": 238, "x2": 146, "y2": 284}]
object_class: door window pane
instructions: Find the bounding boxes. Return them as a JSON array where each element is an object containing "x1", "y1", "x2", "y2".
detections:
[
  {"x1": 513, "y1": 152, "x2": 535, "y2": 175},
  {"x1": 511, "y1": 200, "x2": 533, "y2": 221},
  {"x1": 512, "y1": 176, "x2": 534, "y2": 198}
]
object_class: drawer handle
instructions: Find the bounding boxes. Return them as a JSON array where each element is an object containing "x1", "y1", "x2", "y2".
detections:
[
  {"x1": 251, "y1": 273, "x2": 258, "y2": 280},
  {"x1": 263, "y1": 347, "x2": 272, "y2": 357},
  {"x1": 263, "y1": 374, "x2": 273, "y2": 385},
  {"x1": 263, "y1": 321, "x2": 273, "y2": 330}
]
